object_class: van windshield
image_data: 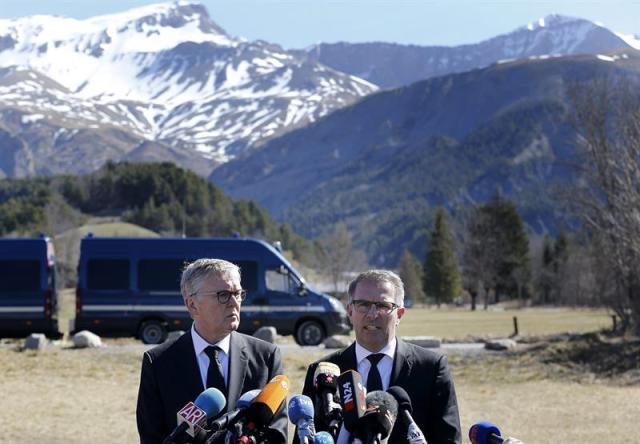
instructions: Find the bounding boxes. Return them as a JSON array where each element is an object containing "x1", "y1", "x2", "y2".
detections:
[{"x1": 0, "y1": 260, "x2": 41, "y2": 291}]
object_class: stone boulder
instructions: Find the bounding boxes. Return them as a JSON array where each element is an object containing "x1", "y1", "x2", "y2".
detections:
[
  {"x1": 323, "y1": 335, "x2": 350, "y2": 349},
  {"x1": 72, "y1": 330, "x2": 103, "y2": 348},
  {"x1": 24, "y1": 333, "x2": 47, "y2": 350},
  {"x1": 253, "y1": 326, "x2": 277, "y2": 343},
  {"x1": 485, "y1": 339, "x2": 517, "y2": 351},
  {"x1": 404, "y1": 336, "x2": 442, "y2": 348}
]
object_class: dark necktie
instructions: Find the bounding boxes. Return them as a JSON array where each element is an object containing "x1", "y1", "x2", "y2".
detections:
[
  {"x1": 204, "y1": 346, "x2": 226, "y2": 395},
  {"x1": 366, "y1": 353, "x2": 385, "y2": 392}
]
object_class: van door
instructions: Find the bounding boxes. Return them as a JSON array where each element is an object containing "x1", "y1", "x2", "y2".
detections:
[
  {"x1": 0, "y1": 259, "x2": 42, "y2": 327},
  {"x1": 262, "y1": 267, "x2": 304, "y2": 335},
  {"x1": 232, "y1": 260, "x2": 262, "y2": 334},
  {"x1": 136, "y1": 258, "x2": 191, "y2": 334},
  {"x1": 82, "y1": 258, "x2": 132, "y2": 333}
]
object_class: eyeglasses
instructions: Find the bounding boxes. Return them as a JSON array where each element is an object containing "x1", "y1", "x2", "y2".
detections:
[
  {"x1": 350, "y1": 299, "x2": 399, "y2": 314},
  {"x1": 191, "y1": 289, "x2": 247, "y2": 304}
]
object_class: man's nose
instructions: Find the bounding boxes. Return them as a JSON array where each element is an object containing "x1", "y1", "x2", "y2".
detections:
[
  {"x1": 227, "y1": 294, "x2": 241, "y2": 308},
  {"x1": 364, "y1": 305, "x2": 379, "y2": 319}
]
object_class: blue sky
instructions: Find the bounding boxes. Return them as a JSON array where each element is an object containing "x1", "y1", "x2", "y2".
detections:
[{"x1": 2, "y1": 0, "x2": 639, "y2": 49}]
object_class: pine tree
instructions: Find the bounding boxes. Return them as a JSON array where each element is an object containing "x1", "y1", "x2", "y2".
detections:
[
  {"x1": 398, "y1": 249, "x2": 426, "y2": 304},
  {"x1": 424, "y1": 208, "x2": 461, "y2": 306},
  {"x1": 479, "y1": 196, "x2": 530, "y2": 300}
]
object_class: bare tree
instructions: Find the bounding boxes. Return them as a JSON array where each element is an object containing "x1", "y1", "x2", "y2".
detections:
[
  {"x1": 567, "y1": 78, "x2": 640, "y2": 332},
  {"x1": 461, "y1": 208, "x2": 499, "y2": 310},
  {"x1": 321, "y1": 222, "x2": 367, "y2": 294}
]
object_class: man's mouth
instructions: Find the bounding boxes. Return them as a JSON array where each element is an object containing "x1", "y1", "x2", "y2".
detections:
[{"x1": 363, "y1": 325, "x2": 379, "y2": 331}]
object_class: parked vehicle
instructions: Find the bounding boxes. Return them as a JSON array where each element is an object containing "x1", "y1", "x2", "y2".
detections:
[
  {"x1": 0, "y1": 235, "x2": 61, "y2": 338},
  {"x1": 74, "y1": 236, "x2": 351, "y2": 345}
]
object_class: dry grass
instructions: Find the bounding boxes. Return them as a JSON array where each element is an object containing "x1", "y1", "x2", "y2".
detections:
[
  {"x1": 0, "y1": 307, "x2": 634, "y2": 443},
  {"x1": 398, "y1": 306, "x2": 611, "y2": 339}
]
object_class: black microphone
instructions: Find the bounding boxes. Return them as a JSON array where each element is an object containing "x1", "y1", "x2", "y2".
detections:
[
  {"x1": 313, "y1": 362, "x2": 342, "y2": 438},
  {"x1": 208, "y1": 389, "x2": 260, "y2": 433},
  {"x1": 352, "y1": 391, "x2": 398, "y2": 444},
  {"x1": 337, "y1": 370, "x2": 366, "y2": 433},
  {"x1": 387, "y1": 386, "x2": 427, "y2": 443},
  {"x1": 163, "y1": 388, "x2": 226, "y2": 444}
]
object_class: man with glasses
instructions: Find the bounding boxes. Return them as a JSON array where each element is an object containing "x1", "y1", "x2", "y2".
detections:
[
  {"x1": 136, "y1": 258, "x2": 287, "y2": 444},
  {"x1": 300, "y1": 269, "x2": 461, "y2": 444}
]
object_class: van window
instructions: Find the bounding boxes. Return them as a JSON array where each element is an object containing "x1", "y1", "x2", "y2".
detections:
[
  {"x1": 265, "y1": 268, "x2": 296, "y2": 293},
  {"x1": 234, "y1": 261, "x2": 258, "y2": 291},
  {"x1": 0, "y1": 260, "x2": 40, "y2": 291},
  {"x1": 138, "y1": 259, "x2": 185, "y2": 292},
  {"x1": 87, "y1": 259, "x2": 130, "y2": 290}
]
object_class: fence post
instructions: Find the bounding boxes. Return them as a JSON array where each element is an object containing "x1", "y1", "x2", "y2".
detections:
[{"x1": 512, "y1": 316, "x2": 519, "y2": 336}]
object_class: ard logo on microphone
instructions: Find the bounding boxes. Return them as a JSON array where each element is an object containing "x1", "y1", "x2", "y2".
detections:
[{"x1": 178, "y1": 402, "x2": 206, "y2": 424}]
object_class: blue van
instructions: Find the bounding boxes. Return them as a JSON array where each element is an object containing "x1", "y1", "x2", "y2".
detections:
[
  {"x1": 74, "y1": 236, "x2": 351, "y2": 345},
  {"x1": 0, "y1": 235, "x2": 60, "y2": 337}
]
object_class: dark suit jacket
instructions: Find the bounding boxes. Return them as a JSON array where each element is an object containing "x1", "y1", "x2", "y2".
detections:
[
  {"x1": 136, "y1": 330, "x2": 287, "y2": 444},
  {"x1": 301, "y1": 338, "x2": 461, "y2": 444}
]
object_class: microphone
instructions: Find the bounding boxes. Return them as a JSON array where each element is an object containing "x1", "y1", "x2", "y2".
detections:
[
  {"x1": 469, "y1": 421, "x2": 503, "y2": 444},
  {"x1": 288, "y1": 395, "x2": 316, "y2": 444},
  {"x1": 243, "y1": 374, "x2": 290, "y2": 428},
  {"x1": 208, "y1": 389, "x2": 260, "y2": 433},
  {"x1": 163, "y1": 388, "x2": 226, "y2": 444},
  {"x1": 314, "y1": 431, "x2": 335, "y2": 444},
  {"x1": 387, "y1": 386, "x2": 427, "y2": 444},
  {"x1": 313, "y1": 362, "x2": 342, "y2": 437},
  {"x1": 352, "y1": 391, "x2": 398, "y2": 444},
  {"x1": 337, "y1": 370, "x2": 366, "y2": 433}
]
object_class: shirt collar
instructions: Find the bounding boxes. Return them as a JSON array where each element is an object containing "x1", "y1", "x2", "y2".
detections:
[
  {"x1": 355, "y1": 337, "x2": 397, "y2": 365},
  {"x1": 191, "y1": 324, "x2": 231, "y2": 356}
]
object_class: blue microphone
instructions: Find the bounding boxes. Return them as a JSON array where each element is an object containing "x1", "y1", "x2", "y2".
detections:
[
  {"x1": 163, "y1": 387, "x2": 226, "y2": 444},
  {"x1": 208, "y1": 389, "x2": 260, "y2": 432},
  {"x1": 469, "y1": 420, "x2": 503, "y2": 444},
  {"x1": 314, "y1": 431, "x2": 335, "y2": 444},
  {"x1": 288, "y1": 394, "x2": 316, "y2": 444}
]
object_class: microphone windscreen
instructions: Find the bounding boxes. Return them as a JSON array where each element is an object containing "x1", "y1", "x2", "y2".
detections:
[
  {"x1": 387, "y1": 386, "x2": 412, "y2": 413},
  {"x1": 359, "y1": 390, "x2": 399, "y2": 438},
  {"x1": 246, "y1": 375, "x2": 290, "y2": 426},
  {"x1": 194, "y1": 387, "x2": 226, "y2": 417},
  {"x1": 314, "y1": 362, "x2": 340, "y2": 386},
  {"x1": 288, "y1": 394, "x2": 314, "y2": 423},
  {"x1": 469, "y1": 420, "x2": 502, "y2": 444},
  {"x1": 314, "y1": 431, "x2": 335, "y2": 444},
  {"x1": 238, "y1": 389, "x2": 261, "y2": 408},
  {"x1": 337, "y1": 370, "x2": 366, "y2": 431}
]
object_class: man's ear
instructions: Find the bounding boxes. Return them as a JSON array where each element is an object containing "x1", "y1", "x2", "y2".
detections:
[
  {"x1": 185, "y1": 296, "x2": 198, "y2": 315},
  {"x1": 396, "y1": 306, "x2": 406, "y2": 323}
]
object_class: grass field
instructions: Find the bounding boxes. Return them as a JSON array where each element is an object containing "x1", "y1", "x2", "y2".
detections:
[
  {"x1": 0, "y1": 307, "x2": 635, "y2": 443},
  {"x1": 398, "y1": 306, "x2": 612, "y2": 339}
]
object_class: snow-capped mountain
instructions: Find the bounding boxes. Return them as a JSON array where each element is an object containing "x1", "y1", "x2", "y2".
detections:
[
  {"x1": 0, "y1": 1, "x2": 376, "y2": 177},
  {"x1": 301, "y1": 14, "x2": 634, "y2": 88}
]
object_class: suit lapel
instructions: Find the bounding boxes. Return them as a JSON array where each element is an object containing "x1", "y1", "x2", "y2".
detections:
[
  {"x1": 339, "y1": 342, "x2": 358, "y2": 371},
  {"x1": 226, "y1": 331, "x2": 248, "y2": 411},
  {"x1": 391, "y1": 337, "x2": 412, "y2": 384},
  {"x1": 175, "y1": 332, "x2": 204, "y2": 402}
]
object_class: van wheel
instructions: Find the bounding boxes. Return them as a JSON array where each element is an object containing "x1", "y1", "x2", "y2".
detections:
[
  {"x1": 295, "y1": 320, "x2": 325, "y2": 346},
  {"x1": 139, "y1": 320, "x2": 168, "y2": 345}
]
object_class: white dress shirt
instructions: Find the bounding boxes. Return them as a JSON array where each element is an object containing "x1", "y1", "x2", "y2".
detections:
[
  {"x1": 336, "y1": 338, "x2": 397, "y2": 444},
  {"x1": 191, "y1": 325, "x2": 231, "y2": 390},
  {"x1": 354, "y1": 338, "x2": 397, "y2": 391}
]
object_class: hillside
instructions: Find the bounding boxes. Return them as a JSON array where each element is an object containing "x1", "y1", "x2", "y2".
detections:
[
  {"x1": 0, "y1": 162, "x2": 319, "y2": 266},
  {"x1": 212, "y1": 51, "x2": 640, "y2": 265}
]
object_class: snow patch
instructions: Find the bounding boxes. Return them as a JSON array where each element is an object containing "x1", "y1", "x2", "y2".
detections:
[{"x1": 21, "y1": 113, "x2": 44, "y2": 124}]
